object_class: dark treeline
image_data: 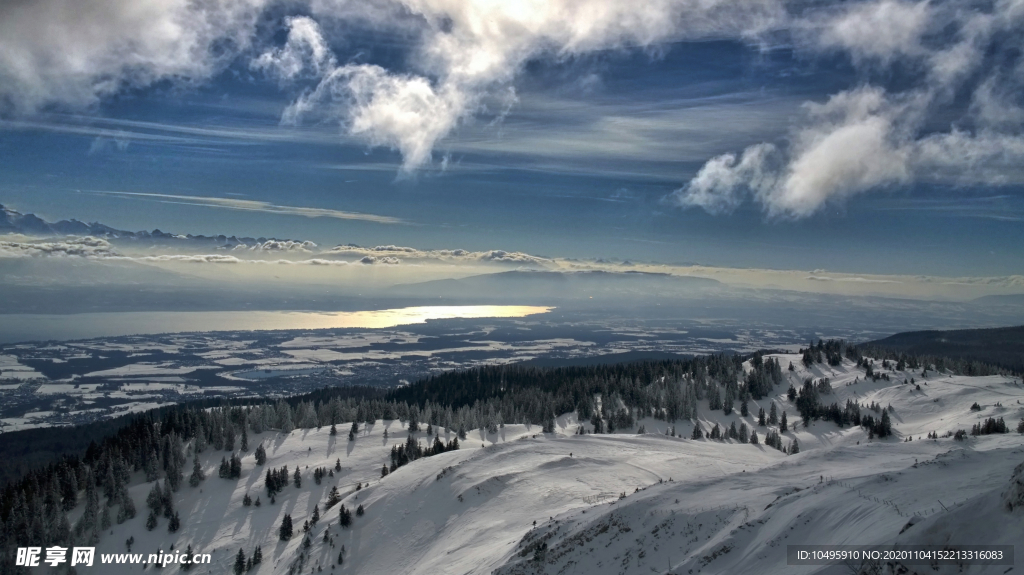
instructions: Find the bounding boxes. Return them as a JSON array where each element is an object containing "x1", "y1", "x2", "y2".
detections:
[
  {"x1": 0, "y1": 385, "x2": 384, "y2": 486},
  {"x1": 865, "y1": 325, "x2": 1024, "y2": 374}
]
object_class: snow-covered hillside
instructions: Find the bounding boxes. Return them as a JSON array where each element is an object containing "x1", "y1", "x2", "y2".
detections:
[{"x1": 91, "y1": 355, "x2": 1024, "y2": 574}]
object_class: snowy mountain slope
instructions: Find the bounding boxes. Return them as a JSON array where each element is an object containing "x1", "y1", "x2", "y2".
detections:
[{"x1": 87, "y1": 354, "x2": 1024, "y2": 575}]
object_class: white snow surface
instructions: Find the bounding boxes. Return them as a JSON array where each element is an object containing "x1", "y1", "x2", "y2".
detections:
[{"x1": 89, "y1": 356, "x2": 1024, "y2": 574}]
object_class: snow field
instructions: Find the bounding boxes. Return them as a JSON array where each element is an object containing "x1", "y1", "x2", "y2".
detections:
[{"x1": 89, "y1": 354, "x2": 1024, "y2": 574}]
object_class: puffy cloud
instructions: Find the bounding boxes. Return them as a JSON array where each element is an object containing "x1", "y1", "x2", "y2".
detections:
[
  {"x1": 672, "y1": 1, "x2": 1024, "y2": 218},
  {"x1": 0, "y1": 0, "x2": 268, "y2": 113},
  {"x1": 809, "y1": 0, "x2": 931, "y2": 65},
  {"x1": 246, "y1": 240, "x2": 318, "y2": 252},
  {"x1": 670, "y1": 143, "x2": 779, "y2": 215},
  {"x1": 478, "y1": 250, "x2": 550, "y2": 264},
  {"x1": 358, "y1": 255, "x2": 401, "y2": 265},
  {"x1": 670, "y1": 87, "x2": 913, "y2": 218},
  {"x1": 250, "y1": 16, "x2": 336, "y2": 82}
]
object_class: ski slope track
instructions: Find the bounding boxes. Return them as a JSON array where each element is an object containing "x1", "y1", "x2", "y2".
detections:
[{"x1": 88, "y1": 355, "x2": 1024, "y2": 574}]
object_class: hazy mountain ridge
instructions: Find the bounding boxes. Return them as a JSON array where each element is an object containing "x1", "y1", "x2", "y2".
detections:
[
  {"x1": 866, "y1": 325, "x2": 1024, "y2": 373},
  {"x1": 0, "y1": 203, "x2": 303, "y2": 248}
]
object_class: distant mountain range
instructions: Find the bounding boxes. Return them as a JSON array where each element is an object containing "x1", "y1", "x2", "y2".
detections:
[{"x1": 0, "y1": 203, "x2": 300, "y2": 247}]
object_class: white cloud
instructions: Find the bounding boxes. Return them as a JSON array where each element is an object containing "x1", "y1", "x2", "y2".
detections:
[
  {"x1": 251, "y1": 16, "x2": 336, "y2": 82},
  {"x1": 323, "y1": 244, "x2": 551, "y2": 265},
  {"x1": 0, "y1": 0, "x2": 268, "y2": 113},
  {"x1": 0, "y1": 237, "x2": 115, "y2": 258},
  {"x1": 673, "y1": 1, "x2": 1024, "y2": 218},
  {"x1": 246, "y1": 240, "x2": 318, "y2": 252},
  {"x1": 284, "y1": 64, "x2": 471, "y2": 171},
  {"x1": 810, "y1": 0, "x2": 931, "y2": 65},
  {"x1": 358, "y1": 255, "x2": 401, "y2": 265},
  {"x1": 87, "y1": 190, "x2": 404, "y2": 224},
  {"x1": 669, "y1": 143, "x2": 778, "y2": 215}
]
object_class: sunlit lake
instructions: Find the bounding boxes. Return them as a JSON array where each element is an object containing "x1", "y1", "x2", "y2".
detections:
[{"x1": 0, "y1": 306, "x2": 554, "y2": 344}]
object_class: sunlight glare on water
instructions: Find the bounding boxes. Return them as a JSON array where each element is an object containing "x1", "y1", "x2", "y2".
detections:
[{"x1": 0, "y1": 306, "x2": 554, "y2": 344}]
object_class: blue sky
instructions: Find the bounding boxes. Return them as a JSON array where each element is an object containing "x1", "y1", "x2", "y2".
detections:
[{"x1": 2, "y1": 0, "x2": 1023, "y2": 277}]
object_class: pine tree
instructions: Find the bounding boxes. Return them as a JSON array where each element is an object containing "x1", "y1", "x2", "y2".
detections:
[
  {"x1": 118, "y1": 489, "x2": 136, "y2": 523},
  {"x1": 339, "y1": 504, "x2": 352, "y2": 528},
  {"x1": 330, "y1": 424, "x2": 337, "y2": 436},
  {"x1": 311, "y1": 504, "x2": 320, "y2": 525},
  {"x1": 758, "y1": 407, "x2": 766, "y2": 427},
  {"x1": 780, "y1": 411, "x2": 788, "y2": 433},
  {"x1": 691, "y1": 423, "x2": 703, "y2": 440},
  {"x1": 749, "y1": 431, "x2": 759, "y2": 445},
  {"x1": 146, "y1": 482, "x2": 163, "y2": 512},
  {"x1": 254, "y1": 444, "x2": 266, "y2": 466},
  {"x1": 879, "y1": 409, "x2": 892, "y2": 438},
  {"x1": 293, "y1": 468, "x2": 301, "y2": 488},
  {"x1": 146, "y1": 509, "x2": 158, "y2": 531},
  {"x1": 279, "y1": 514, "x2": 293, "y2": 540},
  {"x1": 740, "y1": 398, "x2": 749, "y2": 417},
  {"x1": 182, "y1": 544, "x2": 194, "y2": 571},
  {"x1": 769, "y1": 402, "x2": 778, "y2": 425},
  {"x1": 168, "y1": 511, "x2": 180, "y2": 532},
  {"x1": 356, "y1": 504, "x2": 364, "y2": 517},
  {"x1": 234, "y1": 548, "x2": 246, "y2": 575},
  {"x1": 189, "y1": 453, "x2": 205, "y2": 487},
  {"x1": 253, "y1": 546, "x2": 262, "y2": 565},
  {"x1": 241, "y1": 426, "x2": 249, "y2": 452},
  {"x1": 790, "y1": 438, "x2": 800, "y2": 454},
  {"x1": 326, "y1": 486, "x2": 341, "y2": 508}
]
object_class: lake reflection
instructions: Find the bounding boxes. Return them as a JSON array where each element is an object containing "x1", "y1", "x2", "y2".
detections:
[{"x1": 0, "y1": 306, "x2": 554, "y2": 344}]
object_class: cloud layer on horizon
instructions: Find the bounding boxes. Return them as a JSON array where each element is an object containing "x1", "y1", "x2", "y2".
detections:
[{"x1": 3, "y1": 233, "x2": 1023, "y2": 303}]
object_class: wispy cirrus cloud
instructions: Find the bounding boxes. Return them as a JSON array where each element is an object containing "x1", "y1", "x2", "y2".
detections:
[{"x1": 86, "y1": 190, "x2": 406, "y2": 225}]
